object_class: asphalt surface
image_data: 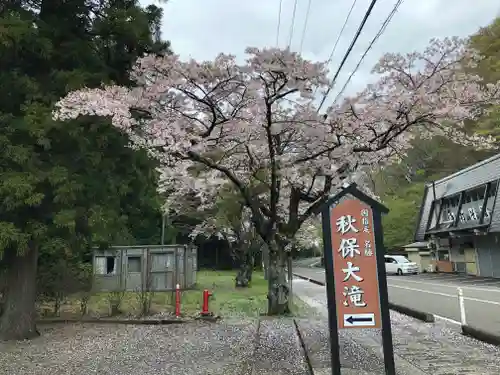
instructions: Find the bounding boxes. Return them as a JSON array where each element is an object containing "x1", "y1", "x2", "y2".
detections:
[
  {"x1": 293, "y1": 279, "x2": 500, "y2": 375},
  {"x1": 293, "y1": 267, "x2": 500, "y2": 335},
  {"x1": 293, "y1": 257, "x2": 322, "y2": 268}
]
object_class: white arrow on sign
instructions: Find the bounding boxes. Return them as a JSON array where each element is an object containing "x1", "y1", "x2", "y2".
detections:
[{"x1": 343, "y1": 313, "x2": 375, "y2": 327}]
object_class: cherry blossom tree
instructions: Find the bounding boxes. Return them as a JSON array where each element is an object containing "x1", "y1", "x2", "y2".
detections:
[
  {"x1": 54, "y1": 37, "x2": 500, "y2": 314},
  {"x1": 295, "y1": 217, "x2": 322, "y2": 251},
  {"x1": 185, "y1": 182, "x2": 262, "y2": 287}
]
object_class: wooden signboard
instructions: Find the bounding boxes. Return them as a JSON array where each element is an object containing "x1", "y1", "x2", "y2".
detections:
[
  {"x1": 330, "y1": 199, "x2": 382, "y2": 329},
  {"x1": 321, "y1": 183, "x2": 395, "y2": 375}
]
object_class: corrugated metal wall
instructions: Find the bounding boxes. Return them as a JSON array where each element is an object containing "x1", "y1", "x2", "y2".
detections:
[
  {"x1": 93, "y1": 245, "x2": 197, "y2": 292},
  {"x1": 475, "y1": 235, "x2": 500, "y2": 278}
]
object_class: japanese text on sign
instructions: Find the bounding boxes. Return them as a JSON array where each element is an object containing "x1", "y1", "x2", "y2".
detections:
[{"x1": 331, "y1": 199, "x2": 382, "y2": 329}]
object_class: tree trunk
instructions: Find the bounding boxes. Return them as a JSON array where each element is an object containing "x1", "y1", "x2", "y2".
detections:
[
  {"x1": 287, "y1": 255, "x2": 293, "y2": 308},
  {"x1": 267, "y1": 241, "x2": 290, "y2": 315},
  {"x1": 261, "y1": 243, "x2": 269, "y2": 280},
  {"x1": 0, "y1": 244, "x2": 40, "y2": 340},
  {"x1": 235, "y1": 248, "x2": 254, "y2": 288}
]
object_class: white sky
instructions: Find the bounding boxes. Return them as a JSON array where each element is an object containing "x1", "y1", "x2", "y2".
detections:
[{"x1": 139, "y1": 0, "x2": 500, "y2": 102}]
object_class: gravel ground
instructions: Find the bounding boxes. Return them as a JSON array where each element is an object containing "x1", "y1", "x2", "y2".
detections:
[
  {"x1": 0, "y1": 319, "x2": 258, "y2": 375},
  {"x1": 295, "y1": 319, "x2": 386, "y2": 374},
  {"x1": 253, "y1": 318, "x2": 309, "y2": 375}
]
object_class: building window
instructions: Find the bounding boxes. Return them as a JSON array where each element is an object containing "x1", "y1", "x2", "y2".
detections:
[
  {"x1": 95, "y1": 256, "x2": 117, "y2": 275},
  {"x1": 459, "y1": 186, "x2": 486, "y2": 223},
  {"x1": 437, "y1": 250, "x2": 449, "y2": 261},
  {"x1": 438, "y1": 182, "x2": 497, "y2": 228},
  {"x1": 464, "y1": 186, "x2": 484, "y2": 204},
  {"x1": 478, "y1": 204, "x2": 492, "y2": 219},
  {"x1": 466, "y1": 207, "x2": 478, "y2": 221},
  {"x1": 439, "y1": 194, "x2": 460, "y2": 226},
  {"x1": 427, "y1": 180, "x2": 499, "y2": 234},
  {"x1": 461, "y1": 182, "x2": 497, "y2": 224},
  {"x1": 127, "y1": 256, "x2": 142, "y2": 273}
]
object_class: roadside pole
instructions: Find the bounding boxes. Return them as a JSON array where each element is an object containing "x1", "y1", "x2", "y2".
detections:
[
  {"x1": 458, "y1": 287, "x2": 467, "y2": 326},
  {"x1": 161, "y1": 213, "x2": 166, "y2": 245},
  {"x1": 321, "y1": 182, "x2": 396, "y2": 375},
  {"x1": 288, "y1": 254, "x2": 293, "y2": 307},
  {"x1": 373, "y1": 199, "x2": 396, "y2": 375}
]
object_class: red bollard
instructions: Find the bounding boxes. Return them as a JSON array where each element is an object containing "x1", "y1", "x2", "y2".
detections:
[
  {"x1": 175, "y1": 283, "x2": 181, "y2": 317},
  {"x1": 201, "y1": 289, "x2": 213, "y2": 316}
]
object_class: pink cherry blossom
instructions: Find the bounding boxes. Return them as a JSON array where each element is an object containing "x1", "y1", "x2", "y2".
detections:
[{"x1": 54, "y1": 39, "x2": 500, "y2": 251}]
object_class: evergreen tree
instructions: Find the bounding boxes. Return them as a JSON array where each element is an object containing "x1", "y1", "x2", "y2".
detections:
[{"x1": 0, "y1": 0, "x2": 170, "y2": 340}]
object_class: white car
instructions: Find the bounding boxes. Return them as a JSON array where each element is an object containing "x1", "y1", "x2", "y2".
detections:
[{"x1": 384, "y1": 255, "x2": 419, "y2": 275}]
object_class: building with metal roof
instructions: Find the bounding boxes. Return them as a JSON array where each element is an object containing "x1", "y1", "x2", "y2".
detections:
[{"x1": 414, "y1": 153, "x2": 500, "y2": 277}]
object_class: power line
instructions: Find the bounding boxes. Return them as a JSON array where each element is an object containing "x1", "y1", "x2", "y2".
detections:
[
  {"x1": 312, "y1": 0, "x2": 358, "y2": 98},
  {"x1": 276, "y1": 0, "x2": 284, "y2": 46},
  {"x1": 288, "y1": 0, "x2": 299, "y2": 48},
  {"x1": 317, "y1": 0, "x2": 380, "y2": 113},
  {"x1": 298, "y1": 0, "x2": 313, "y2": 53},
  {"x1": 326, "y1": 0, "x2": 359, "y2": 65},
  {"x1": 333, "y1": 0, "x2": 404, "y2": 104}
]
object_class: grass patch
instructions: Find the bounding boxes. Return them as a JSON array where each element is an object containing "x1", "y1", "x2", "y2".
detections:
[
  {"x1": 36, "y1": 270, "x2": 317, "y2": 319},
  {"x1": 183, "y1": 270, "x2": 268, "y2": 318},
  {"x1": 181, "y1": 270, "x2": 319, "y2": 318},
  {"x1": 37, "y1": 290, "x2": 176, "y2": 319}
]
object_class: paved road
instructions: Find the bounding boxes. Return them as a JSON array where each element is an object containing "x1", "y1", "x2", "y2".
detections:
[
  {"x1": 293, "y1": 257, "x2": 322, "y2": 268},
  {"x1": 293, "y1": 279, "x2": 500, "y2": 375},
  {"x1": 293, "y1": 267, "x2": 500, "y2": 335}
]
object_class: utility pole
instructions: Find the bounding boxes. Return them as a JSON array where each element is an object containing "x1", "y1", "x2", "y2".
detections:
[{"x1": 160, "y1": 213, "x2": 166, "y2": 245}]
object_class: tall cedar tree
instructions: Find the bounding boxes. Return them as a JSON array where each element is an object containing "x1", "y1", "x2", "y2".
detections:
[{"x1": 0, "y1": 0, "x2": 170, "y2": 340}]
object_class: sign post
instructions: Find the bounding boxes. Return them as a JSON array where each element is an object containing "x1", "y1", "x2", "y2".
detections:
[{"x1": 321, "y1": 183, "x2": 395, "y2": 375}]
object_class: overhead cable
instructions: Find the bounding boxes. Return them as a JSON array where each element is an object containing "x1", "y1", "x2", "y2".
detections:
[
  {"x1": 312, "y1": 0, "x2": 358, "y2": 98},
  {"x1": 326, "y1": 0, "x2": 359, "y2": 65},
  {"x1": 317, "y1": 0, "x2": 380, "y2": 113},
  {"x1": 276, "y1": 0, "x2": 284, "y2": 46},
  {"x1": 288, "y1": 0, "x2": 299, "y2": 48},
  {"x1": 333, "y1": 0, "x2": 404, "y2": 104},
  {"x1": 298, "y1": 0, "x2": 313, "y2": 53}
]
